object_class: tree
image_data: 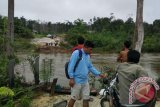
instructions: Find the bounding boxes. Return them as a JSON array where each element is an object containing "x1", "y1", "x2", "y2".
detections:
[
  {"x1": 110, "y1": 19, "x2": 124, "y2": 32},
  {"x1": 6, "y1": 0, "x2": 15, "y2": 88},
  {"x1": 68, "y1": 19, "x2": 87, "y2": 34},
  {"x1": 132, "y1": 0, "x2": 144, "y2": 52},
  {"x1": 124, "y1": 17, "x2": 134, "y2": 34},
  {"x1": 143, "y1": 22, "x2": 153, "y2": 36},
  {"x1": 153, "y1": 19, "x2": 160, "y2": 35},
  {"x1": 7, "y1": 0, "x2": 14, "y2": 56},
  {"x1": 0, "y1": 16, "x2": 8, "y2": 35}
]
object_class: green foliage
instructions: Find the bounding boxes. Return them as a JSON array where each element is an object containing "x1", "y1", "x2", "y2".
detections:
[
  {"x1": 1, "y1": 15, "x2": 160, "y2": 53},
  {"x1": 68, "y1": 19, "x2": 87, "y2": 36},
  {"x1": 96, "y1": 65, "x2": 114, "y2": 89},
  {"x1": 33, "y1": 34, "x2": 46, "y2": 38},
  {"x1": 0, "y1": 87, "x2": 14, "y2": 97},
  {"x1": 153, "y1": 19, "x2": 160, "y2": 34},
  {"x1": 0, "y1": 54, "x2": 8, "y2": 80},
  {"x1": 14, "y1": 38, "x2": 36, "y2": 52},
  {"x1": 14, "y1": 72, "x2": 25, "y2": 88},
  {"x1": 66, "y1": 31, "x2": 128, "y2": 52},
  {"x1": 14, "y1": 88, "x2": 33, "y2": 107},
  {"x1": 26, "y1": 54, "x2": 39, "y2": 74},
  {"x1": 0, "y1": 16, "x2": 8, "y2": 34},
  {"x1": 0, "y1": 34, "x2": 6, "y2": 53},
  {"x1": 65, "y1": 16, "x2": 160, "y2": 53},
  {"x1": 14, "y1": 17, "x2": 33, "y2": 38},
  {"x1": 0, "y1": 40, "x2": 8, "y2": 86},
  {"x1": 16, "y1": 27, "x2": 33, "y2": 38},
  {"x1": 26, "y1": 53, "x2": 40, "y2": 84},
  {"x1": 40, "y1": 59, "x2": 55, "y2": 85},
  {"x1": 65, "y1": 34, "x2": 83, "y2": 46},
  {"x1": 124, "y1": 17, "x2": 135, "y2": 34},
  {"x1": 66, "y1": 19, "x2": 87, "y2": 47},
  {"x1": 17, "y1": 95, "x2": 32, "y2": 107},
  {"x1": 0, "y1": 87, "x2": 14, "y2": 107},
  {"x1": 65, "y1": 17, "x2": 134, "y2": 53},
  {"x1": 92, "y1": 17, "x2": 111, "y2": 32},
  {"x1": 143, "y1": 36, "x2": 160, "y2": 52},
  {"x1": 0, "y1": 35, "x2": 22, "y2": 87}
]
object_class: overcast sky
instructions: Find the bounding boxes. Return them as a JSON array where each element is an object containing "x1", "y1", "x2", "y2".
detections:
[{"x1": 0, "y1": 0, "x2": 159, "y2": 23}]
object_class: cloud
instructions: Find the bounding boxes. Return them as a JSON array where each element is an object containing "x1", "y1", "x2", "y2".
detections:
[
  {"x1": 0, "y1": 0, "x2": 159, "y2": 23},
  {"x1": 0, "y1": 0, "x2": 7, "y2": 16}
]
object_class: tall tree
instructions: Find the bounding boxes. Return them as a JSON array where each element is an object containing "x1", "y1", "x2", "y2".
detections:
[
  {"x1": 132, "y1": 0, "x2": 144, "y2": 52},
  {"x1": 7, "y1": 0, "x2": 14, "y2": 56},
  {"x1": 7, "y1": 0, "x2": 15, "y2": 88}
]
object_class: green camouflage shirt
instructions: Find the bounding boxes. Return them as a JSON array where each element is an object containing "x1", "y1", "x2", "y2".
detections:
[{"x1": 117, "y1": 62, "x2": 148, "y2": 104}]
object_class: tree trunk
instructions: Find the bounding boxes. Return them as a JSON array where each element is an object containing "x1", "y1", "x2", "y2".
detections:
[
  {"x1": 7, "y1": 0, "x2": 14, "y2": 56},
  {"x1": 7, "y1": 0, "x2": 15, "y2": 88},
  {"x1": 132, "y1": 0, "x2": 144, "y2": 53},
  {"x1": 8, "y1": 59, "x2": 15, "y2": 88},
  {"x1": 34, "y1": 56, "x2": 40, "y2": 85}
]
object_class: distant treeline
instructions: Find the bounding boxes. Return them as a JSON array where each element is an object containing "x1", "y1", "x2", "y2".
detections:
[{"x1": 0, "y1": 15, "x2": 160, "y2": 52}]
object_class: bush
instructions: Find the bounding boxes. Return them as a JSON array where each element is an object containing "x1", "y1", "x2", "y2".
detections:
[
  {"x1": 15, "y1": 27, "x2": 33, "y2": 38},
  {"x1": 0, "y1": 54, "x2": 8, "y2": 86},
  {"x1": 0, "y1": 87, "x2": 14, "y2": 107},
  {"x1": 18, "y1": 96, "x2": 31, "y2": 107},
  {"x1": 143, "y1": 36, "x2": 160, "y2": 52},
  {"x1": 14, "y1": 38, "x2": 36, "y2": 52},
  {"x1": 0, "y1": 87, "x2": 14, "y2": 97}
]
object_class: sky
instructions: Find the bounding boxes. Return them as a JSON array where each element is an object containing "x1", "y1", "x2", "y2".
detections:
[{"x1": 0, "y1": 0, "x2": 159, "y2": 24}]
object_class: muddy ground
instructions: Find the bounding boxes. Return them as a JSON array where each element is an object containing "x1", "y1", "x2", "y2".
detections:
[{"x1": 31, "y1": 93, "x2": 160, "y2": 107}]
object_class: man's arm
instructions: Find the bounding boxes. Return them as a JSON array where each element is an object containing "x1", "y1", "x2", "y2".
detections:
[{"x1": 88, "y1": 60, "x2": 106, "y2": 78}]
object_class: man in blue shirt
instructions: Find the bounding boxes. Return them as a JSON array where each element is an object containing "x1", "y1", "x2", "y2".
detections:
[{"x1": 68, "y1": 40, "x2": 105, "y2": 107}]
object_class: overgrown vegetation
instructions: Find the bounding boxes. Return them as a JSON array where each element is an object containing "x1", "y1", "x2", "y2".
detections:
[
  {"x1": 1, "y1": 15, "x2": 160, "y2": 53},
  {"x1": 0, "y1": 16, "x2": 38, "y2": 106},
  {"x1": 14, "y1": 89, "x2": 33, "y2": 107},
  {"x1": 14, "y1": 38, "x2": 36, "y2": 52},
  {"x1": 27, "y1": 54, "x2": 40, "y2": 85},
  {"x1": 64, "y1": 18, "x2": 160, "y2": 53},
  {"x1": 0, "y1": 87, "x2": 14, "y2": 107},
  {"x1": 40, "y1": 59, "x2": 55, "y2": 86}
]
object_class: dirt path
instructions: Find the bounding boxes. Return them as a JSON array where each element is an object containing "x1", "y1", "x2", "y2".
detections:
[
  {"x1": 31, "y1": 93, "x2": 160, "y2": 107},
  {"x1": 31, "y1": 93, "x2": 108, "y2": 107}
]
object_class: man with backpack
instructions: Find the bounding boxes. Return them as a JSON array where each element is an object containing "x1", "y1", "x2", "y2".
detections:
[{"x1": 67, "y1": 40, "x2": 106, "y2": 107}]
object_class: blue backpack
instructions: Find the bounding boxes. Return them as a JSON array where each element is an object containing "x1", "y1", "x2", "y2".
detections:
[{"x1": 65, "y1": 50, "x2": 82, "y2": 79}]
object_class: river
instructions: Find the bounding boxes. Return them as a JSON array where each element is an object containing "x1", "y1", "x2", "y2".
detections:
[{"x1": 14, "y1": 53, "x2": 160, "y2": 88}]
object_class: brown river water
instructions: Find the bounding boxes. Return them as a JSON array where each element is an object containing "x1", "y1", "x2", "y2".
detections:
[{"x1": 15, "y1": 53, "x2": 160, "y2": 88}]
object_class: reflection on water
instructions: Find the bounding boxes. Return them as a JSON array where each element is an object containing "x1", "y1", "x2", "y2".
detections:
[{"x1": 15, "y1": 53, "x2": 160, "y2": 87}]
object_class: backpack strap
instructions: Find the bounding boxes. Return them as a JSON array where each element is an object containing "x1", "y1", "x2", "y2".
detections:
[{"x1": 73, "y1": 50, "x2": 82, "y2": 72}]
